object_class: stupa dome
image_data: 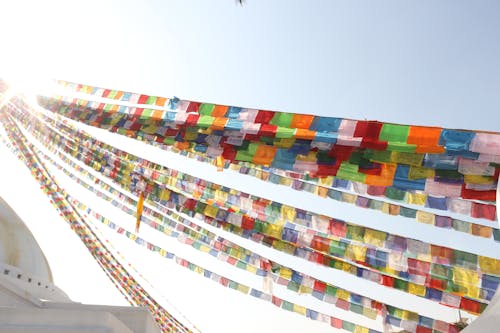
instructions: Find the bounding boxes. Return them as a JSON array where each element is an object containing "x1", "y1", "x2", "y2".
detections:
[
  {"x1": 0, "y1": 197, "x2": 53, "y2": 282},
  {"x1": 0, "y1": 196, "x2": 68, "y2": 301}
]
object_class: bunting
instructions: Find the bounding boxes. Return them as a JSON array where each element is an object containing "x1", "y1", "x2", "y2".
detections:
[
  {"x1": 18, "y1": 96, "x2": 500, "y2": 227},
  {"x1": 37, "y1": 91, "x2": 499, "y2": 206},
  {"x1": 1, "y1": 79, "x2": 498, "y2": 333},
  {"x1": 6, "y1": 100, "x2": 497, "y2": 313}
]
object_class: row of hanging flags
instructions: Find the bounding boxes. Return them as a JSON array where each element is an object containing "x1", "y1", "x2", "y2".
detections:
[
  {"x1": 10, "y1": 102, "x2": 500, "y2": 303},
  {"x1": 1, "y1": 99, "x2": 465, "y2": 333},
  {"x1": 46, "y1": 80, "x2": 500, "y2": 201},
  {"x1": 0, "y1": 78, "x2": 499, "y2": 333}
]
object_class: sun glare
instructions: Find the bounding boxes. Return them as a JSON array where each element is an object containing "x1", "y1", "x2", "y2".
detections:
[
  {"x1": 0, "y1": 71, "x2": 68, "y2": 110},
  {"x1": 3, "y1": 73, "x2": 56, "y2": 97}
]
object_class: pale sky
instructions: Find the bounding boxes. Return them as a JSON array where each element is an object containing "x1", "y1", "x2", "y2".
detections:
[{"x1": 0, "y1": 1, "x2": 499, "y2": 333}]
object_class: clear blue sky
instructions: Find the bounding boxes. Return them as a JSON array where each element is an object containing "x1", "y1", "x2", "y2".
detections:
[{"x1": 1, "y1": 1, "x2": 500, "y2": 332}]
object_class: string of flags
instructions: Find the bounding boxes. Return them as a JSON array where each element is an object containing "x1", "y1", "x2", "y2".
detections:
[
  {"x1": 41, "y1": 101, "x2": 500, "y2": 241},
  {"x1": 1, "y1": 78, "x2": 499, "y2": 333},
  {"x1": 40, "y1": 81, "x2": 500, "y2": 205},
  {"x1": 2, "y1": 98, "x2": 496, "y2": 326},
  {"x1": 35, "y1": 92, "x2": 499, "y2": 217},
  {"x1": 9, "y1": 101, "x2": 499, "y2": 308}
]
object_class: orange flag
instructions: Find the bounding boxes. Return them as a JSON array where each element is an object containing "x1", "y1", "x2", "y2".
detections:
[{"x1": 135, "y1": 192, "x2": 145, "y2": 232}]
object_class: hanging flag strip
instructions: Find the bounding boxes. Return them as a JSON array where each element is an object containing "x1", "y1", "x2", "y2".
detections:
[
  {"x1": 2, "y1": 79, "x2": 498, "y2": 332},
  {"x1": 7, "y1": 101, "x2": 498, "y2": 313},
  {"x1": 15, "y1": 95, "x2": 499, "y2": 232},
  {"x1": 12, "y1": 103, "x2": 500, "y2": 282},
  {"x1": 35, "y1": 94, "x2": 498, "y2": 223},
  {"x1": 39, "y1": 82, "x2": 500, "y2": 206},
  {"x1": 40, "y1": 99, "x2": 500, "y2": 238}
]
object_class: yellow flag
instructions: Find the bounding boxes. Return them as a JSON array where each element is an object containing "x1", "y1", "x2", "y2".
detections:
[
  {"x1": 336, "y1": 288, "x2": 350, "y2": 300},
  {"x1": 160, "y1": 189, "x2": 171, "y2": 201},
  {"x1": 318, "y1": 176, "x2": 334, "y2": 186},
  {"x1": 266, "y1": 224, "x2": 283, "y2": 239},
  {"x1": 216, "y1": 156, "x2": 225, "y2": 172},
  {"x1": 479, "y1": 256, "x2": 500, "y2": 275},
  {"x1": 199, "y1": 244, "x2": 211, "y2": 253},
  {"x1": 246, "y1": 265, "x2": 257, "y2": 275},
  {"x1": 279, "y1": 267, "x2": 292, "y2": 279},
  {"x1": 354, "y1": 327, "x2": 369, "y2": 333},
  {"x1": 237, "y1": 284, "x2": 250, "y2": 294},
  {"x1": 341, "y1": 192, "x2": 357, "y2": 204},
  {"x1": 135, "y1": 192, "x2": 145, "y2": 232},
  {"x1": 407, "y1": 192, "x2": 427, "y2": 205},
  {"x1": 453, "y1": 267, "x2": 480, "y2": 299},
  {"x1": 204, "y1": 205, "x2": 219, "y2": 218},
  {"x1": 464, "y1": 174, "x2": 494, "y2": 184},
  {"x1": 364, "y1": 229, "x2": 386, "y2": 247},
  {"x1": 346, "y1": 244, "x2": 367, "y2": 262},
  {"x1": 362, "y1": 307, "x2": 378, "y2": 320},
  {"x1": 293, "y1": 304, "x2": 307, "y2": 316},
  {"x1": 281, "y1": 205, "x2": 296, "y2": 221},
  {"x1": 416, "y1": 210, "x2": 435, "y2": 225},
  {"x1": 299, "y1": 285, "x2": 312, "y2": 294},
  {"x1": 408, "y1": 282, "x2": 426, "y2": 296}
]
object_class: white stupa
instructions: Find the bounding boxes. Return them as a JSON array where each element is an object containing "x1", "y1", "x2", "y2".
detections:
[{"x1": 0, "y1": 196, "x2": 161, "y2": 333}]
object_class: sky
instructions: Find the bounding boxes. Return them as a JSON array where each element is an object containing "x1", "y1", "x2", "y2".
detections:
[{"x1": 1, "y1": 1, "x2": 500, "y2": 333}]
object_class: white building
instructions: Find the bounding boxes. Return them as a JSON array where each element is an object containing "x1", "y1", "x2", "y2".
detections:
[{"x1": 0, "y1": 196, "x2": 160, "y2": 333}]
